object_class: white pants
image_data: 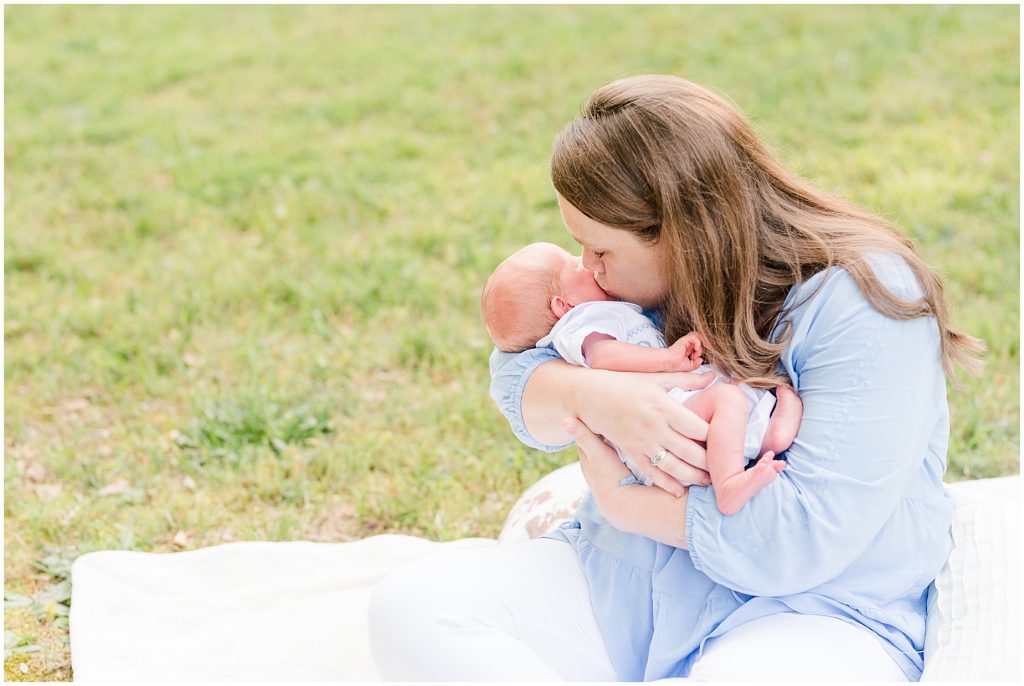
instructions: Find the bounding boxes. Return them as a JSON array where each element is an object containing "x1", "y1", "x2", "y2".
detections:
[{"x1": 368, "y1": 538, "x2": 908, "y2": 681}]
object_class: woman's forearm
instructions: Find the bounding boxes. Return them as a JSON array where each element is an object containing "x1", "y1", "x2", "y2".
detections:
[
  {"x1": 520, "y1": 359, "x2": 598, "y2": 446},
  {"x1": 520, "y1": 359, "x2": 713, "y2": 492},
  {"x1": 600, "y1": 483, "x2": 690, "y2": 549}
]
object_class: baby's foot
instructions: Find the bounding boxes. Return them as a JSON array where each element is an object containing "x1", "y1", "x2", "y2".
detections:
[
  {"x1": 753, "y1": 451, "x2": 787, "y2": 479},
  {"x1": 714, "y1": 452, "x2": 786, "y2": 515}
]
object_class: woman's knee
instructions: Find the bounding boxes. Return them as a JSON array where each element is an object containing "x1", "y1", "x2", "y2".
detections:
[
  {"x1": 689, "y1": 614, "x2": 907, "y2": 681},
  {"x1": 368, "y1": 554, "x2": 466, "y2": 679},
  {"x1": 369, "y1": 554, "x2": 455, "y2": 638},
  {"x1": 368, "y1": 548, "x2": 501, "y2": 641},
  {"x1": 367, "y1": 564, "x2": 417, "y2": 638}
]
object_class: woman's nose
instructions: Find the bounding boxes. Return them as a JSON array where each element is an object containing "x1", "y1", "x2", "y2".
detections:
[{"x1": 581, "y1": 251, "x2": 603, "y2": 273}]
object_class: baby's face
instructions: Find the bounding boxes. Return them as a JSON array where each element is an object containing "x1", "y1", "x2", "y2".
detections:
[{"x1": 555, "y1": 250, "x2": 615, "y2": 307}]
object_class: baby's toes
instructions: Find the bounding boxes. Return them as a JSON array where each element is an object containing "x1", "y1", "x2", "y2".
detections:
[{"x1": 759, "y1": 451, "x2": 786, "y2": 473}]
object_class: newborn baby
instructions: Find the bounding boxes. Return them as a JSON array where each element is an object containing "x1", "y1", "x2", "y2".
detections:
[{"x1": 482, "y1": 242, "x2": 802, "y2": 515}]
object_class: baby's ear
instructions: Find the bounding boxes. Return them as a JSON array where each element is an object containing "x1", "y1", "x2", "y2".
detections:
[{"x1": 550, "y1": 295, "x2": 572, "y2": 319}]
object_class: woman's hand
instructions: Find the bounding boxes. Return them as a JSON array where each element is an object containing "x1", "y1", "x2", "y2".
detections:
[
  {"x1": 520, "y1": 361, "x2": 713, "y2": 494},
  {"x1": 572, "y1": 369, "x2": 712, "y2": 496},
  {"x1": 562, "y1": 417, "x2": 691, "y2": 548}
]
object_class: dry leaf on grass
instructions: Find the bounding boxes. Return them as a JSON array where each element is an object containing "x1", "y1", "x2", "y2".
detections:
[
  {"x1": 308, "y1": 503, "x2": 359, "y2": 542},
  {"x1": 48, "y1": 398, "x2": 90, "y2": 415},
  {"x1": 23, "y1": 461, "x2": 47, "y2": 483},
  {"x1": 98, "y1": 479, "x2": 131, "y2": 497},
  {"x1": 30, "y1": 484, "x2": 63, "y2": 500}
]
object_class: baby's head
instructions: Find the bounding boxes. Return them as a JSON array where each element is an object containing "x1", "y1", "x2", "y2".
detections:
[{"x1": 481, "y1": 242, "x2": 613, "y2": 352}]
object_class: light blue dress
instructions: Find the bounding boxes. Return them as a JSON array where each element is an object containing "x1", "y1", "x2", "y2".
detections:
[{"x1": 489, "y1": 253, "x2": 954, "y2": 681}]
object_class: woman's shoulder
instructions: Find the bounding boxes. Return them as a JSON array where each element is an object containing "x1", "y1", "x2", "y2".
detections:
[
  {"x1": 773, "y1": 251, "x2": 937, "y2": 357},
  {"x1": 783, "y1": 251, "x2": 925, "y2": 314}
]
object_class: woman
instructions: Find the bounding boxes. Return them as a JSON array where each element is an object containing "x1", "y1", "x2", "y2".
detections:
[{"x1": 368, "y1": 75, "x2": 983, "y2": 681}]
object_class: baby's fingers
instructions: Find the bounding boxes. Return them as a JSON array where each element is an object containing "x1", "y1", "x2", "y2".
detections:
[{"x1": 655, "y1": 371, "x2": 714, "y2": 392}]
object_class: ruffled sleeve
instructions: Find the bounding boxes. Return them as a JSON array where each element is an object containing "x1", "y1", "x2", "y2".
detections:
[{"x1": 489, "y1": 346, "x2": 573, "y2": 452}]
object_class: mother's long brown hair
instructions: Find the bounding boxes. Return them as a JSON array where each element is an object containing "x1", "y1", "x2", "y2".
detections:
[{"x1": 551, "y1": 75, "x2": 984, "y2": 387}]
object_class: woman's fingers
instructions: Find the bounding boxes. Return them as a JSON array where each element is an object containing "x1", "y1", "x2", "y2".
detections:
[
  {"x1": 643, "y1": 468, "x2": 688, "y2": 497},
  {"x1": 562, "y1": 370, "x2": 716, "y2": 496},
  {"x1": 628, "y1": 449, "x2": 708, "y2": 495},
  {"x1": 657, "y1": 428, "x2": 709, "y2": 471},
  {"x1": 654, "y1": 452, "x2": 711, "y2": 487},
  {"x1": 664, "y1": 399, "x2": 710, "y2": 444},
  {"x1": 562, "y1": 417, "x2": 622, "y2": 458},
  {"x1": 563, "y1": 416, "x2": 710, "y2": 497},
  {"x1": 561, "y1": 418, "x2": 603, "y2": 460}
]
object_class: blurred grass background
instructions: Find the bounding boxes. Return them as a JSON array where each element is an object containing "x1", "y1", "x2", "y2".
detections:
[{"x1": 3, "y1": 4, "x2": 1018, "y2": 680}]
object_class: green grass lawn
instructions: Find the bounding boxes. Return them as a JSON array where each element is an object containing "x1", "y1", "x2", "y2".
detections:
[{"x1": 4, "y1": 4, "x2": 1019, "y2": 680}]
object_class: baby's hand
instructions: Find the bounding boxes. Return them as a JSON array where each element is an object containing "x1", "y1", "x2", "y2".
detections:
[{"x1": 665, "y1": 333, "x2": 704, "y2": 372}]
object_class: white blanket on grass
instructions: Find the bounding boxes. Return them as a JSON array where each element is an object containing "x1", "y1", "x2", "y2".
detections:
[
  {"x1": 69, "y1": 474, "x2": 1019, "y2": 682},
  {"x1": 69, "y1": 535, "x2": 496, "y2": 681}
]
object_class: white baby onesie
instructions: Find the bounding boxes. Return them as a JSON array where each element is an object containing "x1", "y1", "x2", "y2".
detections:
[{"x1": 538, "y1": 301, "x2": 776, "y2": 480}]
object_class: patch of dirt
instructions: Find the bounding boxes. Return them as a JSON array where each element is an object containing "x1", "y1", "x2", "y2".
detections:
[{"x1": 306, "y1": 503, "x2": 360, "y2": 542}]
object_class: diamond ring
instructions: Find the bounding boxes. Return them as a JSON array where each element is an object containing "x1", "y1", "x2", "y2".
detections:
[{"x1": 650, "y1": 449, "x2": 669, "y2": 466}]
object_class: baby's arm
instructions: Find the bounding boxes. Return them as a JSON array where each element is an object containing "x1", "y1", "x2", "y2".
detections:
[{"x1": 583, "y1": 331, "x2": 703, "y2": 373}]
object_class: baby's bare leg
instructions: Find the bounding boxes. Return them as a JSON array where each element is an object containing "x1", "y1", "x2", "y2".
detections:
[
  {"x1": 760, "y1": 385, "x2": 803, "y2": 456},
  {"x1": 682, "y1": 384, "x2": 785, "y2": 516}
]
